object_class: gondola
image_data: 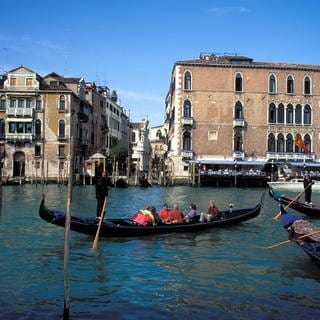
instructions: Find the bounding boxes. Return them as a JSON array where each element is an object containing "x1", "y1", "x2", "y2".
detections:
[
  {"x1": 39, "y1": 193, "x2": 264, "y2": 238},
  {"x1": 278, "y1": 207, "x2": 320, "y2": 266},
  {"x1": 269, "y1": 187, "x2": 320, "y2": 217}
]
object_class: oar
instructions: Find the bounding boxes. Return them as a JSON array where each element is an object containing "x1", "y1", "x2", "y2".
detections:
[
  {"x1": 92, "y1": 196, "x2": 107, "y2": 250},
  {"x1": 264, "y1": 229, "x2": 320, "y2": 249},
  {"x1": 273, "y1": 183, "x2": 312, "y2": 220}
]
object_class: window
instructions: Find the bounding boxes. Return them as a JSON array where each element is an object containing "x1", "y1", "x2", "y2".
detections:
[
  {"x1": 269, "y1": 74, "x2": 276, "y2": 93},
  {"x1": 0, "y1": 97, "x2": 5, "y2": 110},
  {"x1": 287, "y1": 75, "x2": 294, "y2": 94},
  {"x1": 25, "y1": 123, "x2": 32, "y2": 133},
  {"x1": 234, "y1": 101, "x2": 243, "y2": 119},
  {"x1": 304, "y1": 76, "x2": 311, "y2": 95},
  {"x1": 234, "y1": 130, "x2": 242, "y2": 151},
  {"x1": 132, "y1": 132, "x2": 136, "y2": 143},
  {"x1": 278, "y1": 104, "x2": 284, "y2": 123},
  {"x1": 286, "y1": 104, "x2": 293, "y2": 124},
  {"x1": 26, "y1": 99, "x2": 32, "y2": 108},
  {"x1": 184, "y1": 71, "x2": 192, "y2": 90},
  {"x1": 58, "y1": 145, "x2": 65, "y2": 157},
  {"x1": 304, "y1": 104, "x2": 311, "y2": 124},
  {"x1": 183, "y1": 99, "x2": 191, "y2": 118},
  {"x1": 10, "y1": 99, "x2": 16, "y2": 108},
  {"x1": 59, "y1": 95, "x2": 66, "y2": 111},
  {"x1": 35, "y1": 119, "x2": 41, "y2": 137},
  {"x1": 183, "y1": 131, "x2": 191, "y2": 150},
  {"x1": 10, "y1": 78, "x2": 17, "y2": 86},
  {"x1": 18, "y1": 99, "x2": 24, "y2": 108},
  {"x1": 268, "y1": 103, "x2": 276, "y2": 123},
  {"x1": 17, "y1": 122, "x2": 24, "y2": 133},
  {"x1": 35, "y1": 100, "x2": 42, "y2": 110},
  {"x1": 277, "y1": 133, "x2": 284, "y2": 152},
  {"x1": 286, "y1": 134, "x2": 294, "y2": 152},
  {"x1": 295, "y1": 104, "x2": 302, "y2": 124},
  {"x1": 235, "y1": 73, "x2": 242, "y2": 92},
  {"x1": 9, "y1": 122, "x2": 16, "y2": 133},
  {"x1": 58, "y1": 120, "x2": 65, "y2": 138},
  {"x1": 304, "y1": 134, "x2": 311, "y2": 152},
  {"x1": 35, "y1": 145, "x2": 41, "y2": 156},
  {"x1": 0, "y1": 119, "x2": 4, "y2": 137},
  {"x1": 26, "y1": 78, "x2": 33, "y2": 86},
  {"x1": 268, "y1": 133, "x2": 276, "y2": 152}
]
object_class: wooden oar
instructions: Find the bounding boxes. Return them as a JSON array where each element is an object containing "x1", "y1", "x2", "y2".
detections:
[
  {"x1": 264, "y1": 229, "x2": 320, "y2": 249},
  {"x1": 273, "y1": 183, "x2": 312, "y2": 220},
  {"x1": 92, "y1": 196, "x2": 107, "y2": 250}
]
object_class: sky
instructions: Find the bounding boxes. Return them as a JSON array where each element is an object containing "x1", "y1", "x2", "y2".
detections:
[{"x1": 1, "y1": 0, "x2": 320, "y2": 128}]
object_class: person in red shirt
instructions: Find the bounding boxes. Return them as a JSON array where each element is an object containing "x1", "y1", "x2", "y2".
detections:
[
  {"x1": 159, "y1": 203, "x2": 170, "y2": 222},
  {"x1": 200, "y1": 200, "x2": 220, "y2": 222},
  {"x1": 167, "y1": 203, "x2": 184, "y2": 223}
]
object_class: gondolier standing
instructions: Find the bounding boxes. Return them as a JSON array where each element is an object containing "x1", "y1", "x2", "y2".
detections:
[
  {"x1": 303, "y1": 173, "x2": 314, "y2": 205},
  {"x1": 96, "y1": 171, "x2": 113, "y2": 219}
]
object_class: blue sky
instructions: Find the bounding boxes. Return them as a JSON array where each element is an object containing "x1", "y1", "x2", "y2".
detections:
[{"x1": 1, "y1": 0, "x2": 320, "y2": 127}]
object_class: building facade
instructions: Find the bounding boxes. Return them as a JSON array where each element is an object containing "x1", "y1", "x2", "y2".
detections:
[
  {"x1": 165, "y1": 54, "x2": 320, "y2": 181},
  {"x1": 0, "y1": 66, "x2": 130, "y2": 183}
]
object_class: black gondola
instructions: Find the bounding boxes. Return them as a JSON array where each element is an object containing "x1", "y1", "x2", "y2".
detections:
[
  {"x1": 278, "y1": 208, "x2": 320, "y2": 266},
  {"x1": 269, "y1": 187, "x2": 320, "y2": 217},
  {"x1": 39, "y1": 193, "x2": 264, "y2": 238}
]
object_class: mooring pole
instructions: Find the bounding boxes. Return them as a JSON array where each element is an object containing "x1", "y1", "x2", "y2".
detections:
[{"x1": 63, "y1": 137, "x2": 74, "y2": 319}]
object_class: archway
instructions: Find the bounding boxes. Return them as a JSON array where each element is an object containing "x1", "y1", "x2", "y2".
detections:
[{"x1": 13, "y1": 151, "x2": 25, "y2": 178}]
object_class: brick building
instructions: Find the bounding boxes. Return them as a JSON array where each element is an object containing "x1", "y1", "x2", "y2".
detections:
[{"x1": 165, "y1": 54, "x2": 320, "y2": 182}]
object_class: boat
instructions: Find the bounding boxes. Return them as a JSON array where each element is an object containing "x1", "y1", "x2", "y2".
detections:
[
  {"x1": 39, "y1": 193, "x2": 264, "y2": 237},
  {"x1": 278, "y1": 208, "x2": 320, "y2": 266},
  {"x1": 269, "y1": 187, "x2": 320, "y2": 217},
  {"x1": 268, "y1": 178, "x2": 320, "y2": 191}
]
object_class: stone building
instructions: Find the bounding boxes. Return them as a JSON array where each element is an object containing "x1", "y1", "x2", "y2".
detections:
[
  {"x1": 165, "y1": 54, "x2": 320, "y2": 182},
  {"x1": 0, "y1": 66, "x2": 130, "y2": 183}
]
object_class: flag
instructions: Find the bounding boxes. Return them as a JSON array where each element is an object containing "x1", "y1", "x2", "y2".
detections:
[{"x1": 295, "y1": 133, "x2": 310, "y2": 153}]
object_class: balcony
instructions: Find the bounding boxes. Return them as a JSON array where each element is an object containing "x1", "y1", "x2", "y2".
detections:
[
  {"x1": 233, "y1": 118, "x2": 245, "y2": 128},
  {"x1": 7, "y1": 107, "x2": 33, "y2": 117},
  {"x1": 182, "y1": 150, "x2": 193, "y2": 158},
  {"x1": 57, "y1": 135, "x2": 68, "y2": 141},
  {"x1": 6, "y1": 133, "x2": 33, "y2": 144},
  {"x1": 77, "y1": 111, "x2": 89, "y2": 123},
  {"x1": 182, "y1": 117, "x2": 193, "y2": 127},
  {"x1": 266, "y1": 152, "x2": 316, "y2": 161}
]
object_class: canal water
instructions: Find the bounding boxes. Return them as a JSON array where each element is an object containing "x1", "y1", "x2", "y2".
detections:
[{"x1": 1, "y1": 184, "x2": 320, "y2": 319}]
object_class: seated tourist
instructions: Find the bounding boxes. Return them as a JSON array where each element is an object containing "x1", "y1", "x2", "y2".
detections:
[
  {"x1": 200, "y1": 200, "x2": 221, "y2": 222},
  {"x1": 185, "y1": 203, "x2": 197, "y2": 222},
  {"x1": 159, "y1": 203, "x2": 170, "y2": 222},
  {"x1": 167, "y1": 203, "x2": 184, "y2": 224}
]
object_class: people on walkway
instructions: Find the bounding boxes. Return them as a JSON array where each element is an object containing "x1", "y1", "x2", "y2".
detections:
[
  {"x1": 95, "y1": 171, "x2": 113, "y2": 219},
  {"x1": 303, "y1": 173, "x2": 314, "y2": 205},
  {"x1": 167, "y1": 203, "x2": 184, "y2": 224},
  {"x1": 200, "y1": 200, "x2": 220, "y2": 222},
  {"x1": 185, "y1": 203, "x2": 197, "y2": 222}
]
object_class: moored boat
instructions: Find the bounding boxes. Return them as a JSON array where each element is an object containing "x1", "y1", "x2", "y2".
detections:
[
  {"x1": 269, "y1": 187, "x2": 320, "y2": 217},
  {"x1": 39, "y1": 193, "x2": 265, "y2": 237},
  {"x1": 268, "y1": 178, "x2": 320, "y2": 191},
  {"x1": 277, "y1": 208, "x2": 320, "y2": 266}
]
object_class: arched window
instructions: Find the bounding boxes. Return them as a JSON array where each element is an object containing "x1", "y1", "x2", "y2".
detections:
[
  {"x1": 235, "y1": 73, "x2": 242, "y2": 92},
  {"x1": 59, "y1": 95, "x2": 66, "y2": 111},
  {"x1": 183, "y1": 131, "x2": 191, "y2": 151},
  {"x1": 268, "y1": 133, "x2": 276, "y2": 152},
  {"x1": 278, "y1": 104, "x2": 284, "y2": 123},
  {"x1": 234, "y1": 101, "x2": 243, "y2": 119},
  {"x1": 35, "y1": 119, "x2": 41, "y2": 136},
  {"x1": 277, "y1": 133, "x2": 285, "y2": 152},
  {"x1": 183, "y1": 99, "x2": 192, "y2": 118},
  {"x1": 304, "y1": 104, "x2": 311, "y2": 125},
  {"x1": 295, "y1": 104, "x2": 302, "y2": 124},
  {"x1": 269, "y1": 74, "x2": 276, "y2": 93},
  {"x1": 269, "y1": 103, "x2": 276, "y2": 123},
  {"x1": 0, "y1": 119, "x2": 4, "y2": 137},
  {"x1": 286, "y1": 104, "x2": 294, "y2": 124},
  {"x1": 234, "y1": 130, "x2": 242, "y2": 152},
  {"x1": 58, "y1": 119, "x2": 65, "y2": 138},
  {"x1": 304, "y1": 76, "x2": 311, "y2": 95},
  {"x1": 304, "y1": 134, "x2": 311, "y2": 152},
  {"x1": 286, "y1": 134, "x2": 294, "y2": 152},
  {"x1": 184, "y1": 71, "x2": 192, "y2": 90},
  {"x1": 287, "y1": 75, "x2": 294, "y2": 94}
]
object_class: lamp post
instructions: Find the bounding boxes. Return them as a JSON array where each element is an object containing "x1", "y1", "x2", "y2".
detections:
[{"x1": 271, "y1": 160, "x2": 274, "y2": 182}]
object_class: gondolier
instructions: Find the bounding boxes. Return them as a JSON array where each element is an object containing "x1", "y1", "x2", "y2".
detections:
[
  {"x1": 303, "y1": 173, "x2": 314, "y2": 205},
  {"x1": 95, "y1": 171, "x2": 113, "y2": 219}
]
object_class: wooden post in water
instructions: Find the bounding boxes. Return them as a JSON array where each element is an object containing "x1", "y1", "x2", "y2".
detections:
[{"x1": 63, "y1": 137, "x2": 74, "y2": 319}]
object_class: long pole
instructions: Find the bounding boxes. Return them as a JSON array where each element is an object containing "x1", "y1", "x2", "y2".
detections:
[{"x1": 63, "y1": 137, "x2": 74, "y2": 319}]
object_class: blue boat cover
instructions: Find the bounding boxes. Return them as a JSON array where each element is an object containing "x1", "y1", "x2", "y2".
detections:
[{"x1": 280, "y1": 211, "x2": 304, "y2": 227}]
